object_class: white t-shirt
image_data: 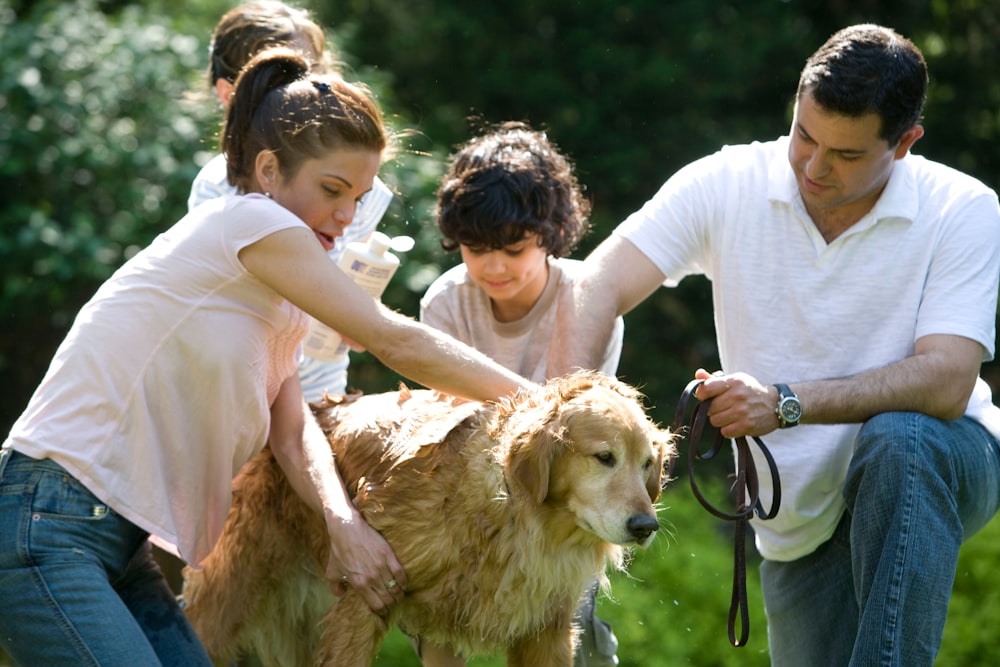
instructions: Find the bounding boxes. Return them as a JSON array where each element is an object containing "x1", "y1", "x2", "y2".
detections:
[
  {"x1": 188, "y1": 153, "x2": 392, "y2": 399},
  {"x1": 4, "y1": 194, "x2": 310, "y2": 564},
  {"x1": 617, "y1": 136, "x2": 1000, "y2": 561},
  {"x1": 420, "y1": 257, "x2": 624, "y2": 383}
]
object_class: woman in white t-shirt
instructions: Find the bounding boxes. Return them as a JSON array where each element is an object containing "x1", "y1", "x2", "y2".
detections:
[{"x1": 0, "y1": 50, "x2": 531, "y2": 666}]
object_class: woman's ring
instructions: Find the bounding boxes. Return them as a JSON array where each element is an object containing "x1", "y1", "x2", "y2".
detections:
[{"x1": 387, "y1": 579, "x2": 397, "y2": 589}]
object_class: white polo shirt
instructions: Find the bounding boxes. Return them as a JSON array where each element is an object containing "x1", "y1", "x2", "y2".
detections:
[{"x1": 617, "y1": 136, "x2": 1000, "y2": 561}]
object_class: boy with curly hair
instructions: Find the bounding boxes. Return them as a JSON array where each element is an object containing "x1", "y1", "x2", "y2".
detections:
[{"x1": 419, "y1": 121, "x2": 623, "y2": 666}]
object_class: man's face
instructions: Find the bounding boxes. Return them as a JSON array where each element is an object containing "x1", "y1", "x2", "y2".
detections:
[{"x1": 788, "y1": 91, "x2": 919, "y2": 228}]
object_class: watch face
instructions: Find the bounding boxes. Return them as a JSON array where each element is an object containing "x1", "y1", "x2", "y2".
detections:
[{"x1": 780, "y1": 399, "x2": 802, "y2": 423}]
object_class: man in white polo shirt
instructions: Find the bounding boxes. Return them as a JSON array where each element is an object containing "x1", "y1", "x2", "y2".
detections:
[{"x1": 550, "y1": 24, "x2": 1000, "y2": 667}]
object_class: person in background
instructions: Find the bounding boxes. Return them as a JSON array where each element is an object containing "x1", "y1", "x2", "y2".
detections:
[
  {"x1": 0, "y1": 49, "x2": 532, "y2": 666},
  {"x1": 548, "y1": 24, "x2": 1000, "y2": 666},
  {"x1": 189, "y1": 0, "x2": 393, "y2": 400},
  {"x1": 419, "y1": 121, "x2": 623, "y2": 667}
]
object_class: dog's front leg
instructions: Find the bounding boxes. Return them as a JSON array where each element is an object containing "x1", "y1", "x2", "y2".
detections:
[
  {"x1": 316, "y1": 591, "x2": 389, "y2": 667},
  {"x1": 506, "y1": 620, "x2": 574, "y2": 667}
]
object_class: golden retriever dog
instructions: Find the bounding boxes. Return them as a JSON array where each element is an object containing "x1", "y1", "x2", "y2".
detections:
[{"x1": 182, "y1": 370, "x2": 675, "y2": 666}]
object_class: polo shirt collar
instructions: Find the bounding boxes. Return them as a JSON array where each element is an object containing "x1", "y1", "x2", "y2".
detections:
[{"x1": 767, "y1": 135, "x2": 919, "y2": 228}]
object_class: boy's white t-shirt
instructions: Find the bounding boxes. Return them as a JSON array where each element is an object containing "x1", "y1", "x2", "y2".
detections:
[
  {"x1": 4, "y1": 194, "x2": 309, "y2": 564},
  {"x1": 421, "y1": 257, "x2": 624, "y2": 383}
]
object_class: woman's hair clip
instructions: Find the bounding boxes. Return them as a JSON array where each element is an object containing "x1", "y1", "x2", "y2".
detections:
[{"x1": 313, "y1": 81, "x2": 331, "y2": 94}]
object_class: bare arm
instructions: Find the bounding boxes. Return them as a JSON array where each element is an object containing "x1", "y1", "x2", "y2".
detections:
[
  {"x1": 695, "y1": 334, "x2": 985, "y2": 438},
  {"x1": 267, "y1": 373, "x2": 406, "y2": 613},
  {"x1": 239, "y1": 227, "x2": 535, "y2": 401},
  {"x1": 547, "y1": 235, "x2": 667, "y2": 376}
]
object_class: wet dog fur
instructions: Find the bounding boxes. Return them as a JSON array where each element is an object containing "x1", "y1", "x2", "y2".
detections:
[{"x1": 182, "y1": 370, "x2": 675, "y2": 666}]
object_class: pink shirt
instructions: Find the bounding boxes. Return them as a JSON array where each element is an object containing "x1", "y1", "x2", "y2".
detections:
[{"x1": 5, "y1": 194, "x2": 308, "y2": 564}]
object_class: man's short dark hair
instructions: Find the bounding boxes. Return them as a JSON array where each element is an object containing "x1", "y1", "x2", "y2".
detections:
[{"x1": 797, "y1": 24, "x2": 927, "y2": 145}]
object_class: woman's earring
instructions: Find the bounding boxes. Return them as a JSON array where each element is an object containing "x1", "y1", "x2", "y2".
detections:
[{"x1": 265, "y1": 192, "x2": 272, "y2": 199}]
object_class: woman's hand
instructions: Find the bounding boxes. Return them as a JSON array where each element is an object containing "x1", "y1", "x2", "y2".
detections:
[
  {"x1": 267, "y1": 374, "x2": 406, "y2": 614},
  {"x1": 323, "y1": 510, "x2": 407, "y2": 613}
]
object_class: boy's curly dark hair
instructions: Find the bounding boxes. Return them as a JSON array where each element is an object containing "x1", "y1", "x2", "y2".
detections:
[{"x1": 435, "y1": 121, "x2": 591, "y2": 258}]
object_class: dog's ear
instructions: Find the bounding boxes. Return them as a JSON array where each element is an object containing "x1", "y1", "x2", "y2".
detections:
[
  {"x1": 508, "y1": 424, "x2": 562, "y2": 504},
  {"x1": 646, "y1": 447, "x2": 664, "y2": 503}
]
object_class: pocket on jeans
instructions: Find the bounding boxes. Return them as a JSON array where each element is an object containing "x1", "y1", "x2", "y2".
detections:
[{"x1": 30, "y1": 469, "x2": 111, "y2": 522}]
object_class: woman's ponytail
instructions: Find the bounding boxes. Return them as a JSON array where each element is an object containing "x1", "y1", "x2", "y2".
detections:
[
  {"x1": 219, "y1": 46, "x2": 387, "y2": 195},
  {"x1": 222, "y1": 48, "x2": 309, "y2": 192}
]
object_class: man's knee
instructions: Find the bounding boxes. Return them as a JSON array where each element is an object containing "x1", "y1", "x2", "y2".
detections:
[
  {"x1": 846, "y1": 412, "x2": 933, "y2": 503},
  {"x1": 846, "y1": 411, "x2": 971, "y2": 506}
]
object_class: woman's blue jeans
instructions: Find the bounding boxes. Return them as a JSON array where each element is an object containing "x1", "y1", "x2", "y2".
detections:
[
  {"x1": 0, "y1": 449, "x2": 212, "y2": 666},
  {"x1": 760, "y1": 412, "x2": 1000, "y2": 667}
]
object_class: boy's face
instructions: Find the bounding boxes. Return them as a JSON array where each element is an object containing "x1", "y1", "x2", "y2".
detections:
[{"x1": 460, "y1": 234, "x2": 550, "y2": 322}]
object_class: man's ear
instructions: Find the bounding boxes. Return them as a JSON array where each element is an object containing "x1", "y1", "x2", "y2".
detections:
[
  {"x1": 255, "y1": 150, "x2": 280, "y2": 194},
  {"x1": 894, "y1": 124, "x2": 924, "y2": 159}
]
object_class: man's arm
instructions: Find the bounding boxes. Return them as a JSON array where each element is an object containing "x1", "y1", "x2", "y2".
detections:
[
  {"x1": 267, "y1": 373, "x2": 406, "y2": 613},
  {"x1": 547, "y1": 235, "x2": 667, "y2": 377},
  {"x1": 696, "y1": 334, "x2": 985, "y2": 438}
]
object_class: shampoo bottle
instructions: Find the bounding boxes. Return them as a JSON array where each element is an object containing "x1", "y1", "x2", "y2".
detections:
[{"x1": 301, "y1": 232, "x2": 413, "y2": 361}]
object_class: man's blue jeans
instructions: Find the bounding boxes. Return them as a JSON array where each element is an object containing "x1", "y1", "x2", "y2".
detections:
[
  {"x1": 0, "y1": 449, "x2": 212, "y2": 666},
  {"x1": 760, "y1": 412, "x2": 1000, "y2": 667}
]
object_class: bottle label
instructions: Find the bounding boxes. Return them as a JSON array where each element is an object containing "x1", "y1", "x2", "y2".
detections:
[
  {"x1": 301, "y1": 319, "x2": 344, "y2": 362},
  {"x1": 346, "y1": 262, "x2": 394, "y2": 298}
]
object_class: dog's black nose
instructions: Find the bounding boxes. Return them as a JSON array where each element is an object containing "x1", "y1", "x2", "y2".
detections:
[{"x1": 628, "y1": 514, "x2": 659, "y2": 541}]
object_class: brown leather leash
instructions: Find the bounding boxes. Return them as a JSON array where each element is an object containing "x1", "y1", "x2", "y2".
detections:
[{"x1": 672, "y1": 379, "x2": 782, "y2": 648}]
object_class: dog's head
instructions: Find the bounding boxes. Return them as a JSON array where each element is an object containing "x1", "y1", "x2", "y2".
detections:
[{"x1": 501, "y1": 371, "x2": 676, "y2": 548}]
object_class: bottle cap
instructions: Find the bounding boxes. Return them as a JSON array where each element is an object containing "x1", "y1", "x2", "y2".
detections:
[
  {"x1": 365, "y1": 233, "x2": 413, "y2": 256},
  {"x1": 368, "y1": 231, "x2": 391, "y2": 256},
  {"x1": 389, "y1": 235, "x2": 415, "y2": 253}
]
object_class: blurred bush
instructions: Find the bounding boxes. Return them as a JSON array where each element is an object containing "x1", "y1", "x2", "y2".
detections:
[{"x1": 0, "y1": 0, "x2": 216, "y2": 432}]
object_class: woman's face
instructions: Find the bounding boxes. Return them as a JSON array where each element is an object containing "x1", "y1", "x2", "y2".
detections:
[{"x1": 268, "y1": 148, "x2": 381, "y2": 251}]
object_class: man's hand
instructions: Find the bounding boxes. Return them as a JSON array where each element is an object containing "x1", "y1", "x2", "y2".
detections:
[{"x1": 694, "y1": 368, "x2": 781, "y2": 438}]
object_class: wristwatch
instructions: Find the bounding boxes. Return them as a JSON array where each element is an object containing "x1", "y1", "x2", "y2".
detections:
[{"x1": 774, "y1": 383, "x2": 801, "y2": 429}]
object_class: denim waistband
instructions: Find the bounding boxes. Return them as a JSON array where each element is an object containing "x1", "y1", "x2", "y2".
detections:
[{"x1": 0, "y1": 449, "x2": 69, "y2": 482}]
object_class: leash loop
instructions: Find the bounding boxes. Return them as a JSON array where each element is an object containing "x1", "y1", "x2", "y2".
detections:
[{"x1": 672, "y1": 379, "x2": 782, "y2": 647}]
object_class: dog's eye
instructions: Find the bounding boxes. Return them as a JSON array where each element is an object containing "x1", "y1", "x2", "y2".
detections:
[{"x1": 594, "y1": 451, "x2": 616, "y2": 467}]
